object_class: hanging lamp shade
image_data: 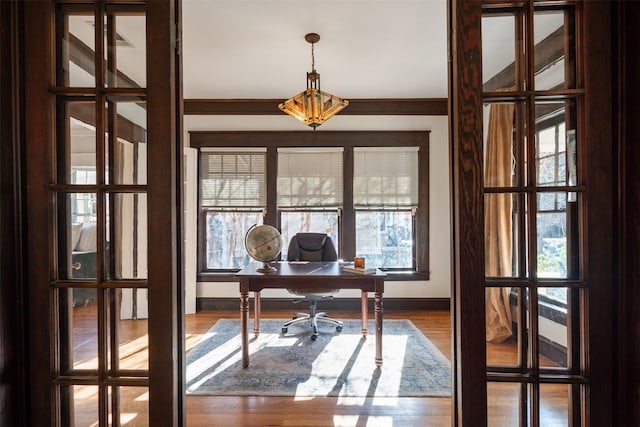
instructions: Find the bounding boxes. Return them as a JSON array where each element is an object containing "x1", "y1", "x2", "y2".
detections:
[{"x1": 278, "y1": 33, "x2": 349, "y2": 129}]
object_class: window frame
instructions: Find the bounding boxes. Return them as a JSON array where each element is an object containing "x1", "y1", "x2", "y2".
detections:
[{"x1": 192, "y1": 131, "x2": 429, "y2": 282}]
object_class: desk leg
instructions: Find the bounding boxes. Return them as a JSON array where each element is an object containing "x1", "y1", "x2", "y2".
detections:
[
  {"x1": 241, "y1": 291, "x2": 250, "y2": 368},
  {"x1": 375, "y1": 291, "x2": 383, "y2": 367},
  {"x1": 253, "y1": 291, "x2": 261, "y2": 337},
  {"x1": 361, "y1": 291, "x2": 368, "y2": 337}
]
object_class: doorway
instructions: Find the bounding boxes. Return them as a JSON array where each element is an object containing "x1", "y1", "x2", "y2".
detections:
[{"x1": 180, "y1": 1, "x2": 454, "y2": 425}]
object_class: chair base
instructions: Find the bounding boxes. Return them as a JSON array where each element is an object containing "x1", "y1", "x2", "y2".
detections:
[{"x1": 281, "y1": 301, "x2": 343, "y2": 340}]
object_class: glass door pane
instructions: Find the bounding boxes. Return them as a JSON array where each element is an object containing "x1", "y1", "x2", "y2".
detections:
[{"x1": 482, "y1": 2, "x2": 586, "y2": 425}]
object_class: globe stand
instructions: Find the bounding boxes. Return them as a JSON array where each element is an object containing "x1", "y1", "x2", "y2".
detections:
[{"x1": 256, "y1": 261, "x2": 276, "y2": 273}]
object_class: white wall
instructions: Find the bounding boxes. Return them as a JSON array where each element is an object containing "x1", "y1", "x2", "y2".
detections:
[
  {"x1": 183, "y1": 148, "x2": 198, "y2": 314},
  {"x1": 183, "y1": 114, "x2": 451, "y2": 300}
]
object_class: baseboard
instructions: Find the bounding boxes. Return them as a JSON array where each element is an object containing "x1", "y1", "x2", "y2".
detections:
[
  {"x1": 196, "y1": 297, "x2": 450, "y2": 312},
  {"x1": 510, "y1": 322, "x2": 568, "y2": 367},
  {"x1": 539, "y1": 336, "x2": 568, "y2": 366}
]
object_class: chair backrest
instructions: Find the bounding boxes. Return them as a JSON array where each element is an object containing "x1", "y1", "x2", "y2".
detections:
[{"x1": 287, "y1": 233, "x2": 338, "y2": 262}]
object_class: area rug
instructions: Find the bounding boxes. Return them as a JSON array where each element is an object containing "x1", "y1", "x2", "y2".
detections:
[{"x1": 186, "y1": 318, "x2": 451, "y2": 397}]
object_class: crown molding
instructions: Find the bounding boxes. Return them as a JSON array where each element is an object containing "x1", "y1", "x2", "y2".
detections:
[{"x1": 184, "y1": 98, "x2": 448, "y2": 116}]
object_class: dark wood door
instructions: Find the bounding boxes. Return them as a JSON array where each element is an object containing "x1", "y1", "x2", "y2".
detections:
[
  {"x1": 449, "y1": 1, "x2": 615, "y2": 425},
  {"x1": 22, "y1": 1, "x2": 183, "y2": 425}
]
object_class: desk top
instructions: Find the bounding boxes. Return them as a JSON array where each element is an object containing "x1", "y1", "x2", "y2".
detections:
[{"x1": 236, "y1": 261, "x2": 387, "y2": 279}]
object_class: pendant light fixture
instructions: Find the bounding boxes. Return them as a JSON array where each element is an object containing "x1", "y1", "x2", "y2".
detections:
[{"x1": 278, "y1": 33, "x2": 349, "y2": 129}]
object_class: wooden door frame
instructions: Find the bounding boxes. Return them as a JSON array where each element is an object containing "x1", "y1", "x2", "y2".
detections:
[
  {"x1": 581, "y1": 3, "x2": 615, "y2": 425},
  {"x1": 1, "y1": 0, "x2": 638, "y2": 426},
  {"x1": 0, "y1": 1, "x2": 28, "y2": 426},
  {"x1": 448, "y1": 1, "x2": 487, "y2": 424},
  {"x1": 147, "y1": 1, "x2": 184, "y2": 425},
  {"x1": 613, "y1": 2, "x2": 640, "y2": 425},
  {"x1": 23, "y1": 2, "x2": 55, "y2": 424}
]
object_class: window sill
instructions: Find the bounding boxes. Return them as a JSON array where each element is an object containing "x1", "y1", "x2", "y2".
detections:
[
  {"x1": 198, "y1": 272, "x2": 241, "y2": 282},
  {"x1": 380, "y1": 270, "x2": 430, "y2": 281},
  {"x1": 538, "y1": 298, "x2": 567, "y2": 326},
  {"x1": 509, "y1": 289, "x2": 567, "y2": 326}
]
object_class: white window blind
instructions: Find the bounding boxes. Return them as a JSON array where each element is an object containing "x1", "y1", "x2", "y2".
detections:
[
  {"x1": 277, "y1": 147, "x2": 343, "y2": 208},
  {"x1": 354, "y1": 147, "x2": 419, "y2": 208},
  {"x1": 200, "y1": 149, "x2": 266, "y2": 207}
]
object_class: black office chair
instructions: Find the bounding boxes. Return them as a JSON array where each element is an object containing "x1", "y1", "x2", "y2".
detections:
[{"x1": 281, "y1": 232, "x2": 343, "y2": 340}]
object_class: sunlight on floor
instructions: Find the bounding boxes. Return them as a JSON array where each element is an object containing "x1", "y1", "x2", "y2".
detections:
[
  {"x1": 73, "y1": 383, "x2": 150, "y2": 426},
  {"x1": 73, "y1": 334, "x2": 149, "y2": 370},
  {"x1": 89, "y1": 413, "x2": 140, "y2": 427},
  {"x1": 336, "y1": 395, "x2": 400, "y2": 407},
  {"x1": 333, "y1": 414, "x2": 394, "y2": 427},
  {"x1": 295, "y1": 334, "x2": 408, "y2": 399},
  {"x1": 186, "y1": 332, "x2": 243, "y2": 391},
  {"x1": 185, "y1": 332, "x2": 206, "y2": 352},
  {"x1": 134, "y1": 390, "x2": 149, "y2": 402}
]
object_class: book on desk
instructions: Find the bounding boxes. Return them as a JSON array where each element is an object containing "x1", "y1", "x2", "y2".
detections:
[{"x1": 342, "y1": 265, "x2": 377, "y2": 274}]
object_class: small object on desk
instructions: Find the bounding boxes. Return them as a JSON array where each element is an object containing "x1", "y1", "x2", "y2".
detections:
[
  {"x1": 354, "y1": 257, "x2": 365, "y2": 268},
  {"x1": 342, "y1": 265, "x2": 377, "y2": 274}
]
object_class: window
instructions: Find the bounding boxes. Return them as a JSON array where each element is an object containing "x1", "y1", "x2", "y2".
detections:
[
  {"x1": 278, "y1": 148, "x2": 342, "y2": 256},
  {"x1": 199, "y1": 149, "x2": 266, "y2": 271},
  {"x1": 535, "y1": 111, "x2": 573, "y2": 304},
  {"x1": 194, "y1": 131, "x2": 429, "y2": 281},
  {"x1": 354, "y1": 147, "x2": 419, "y2": 269},
  {"x1": 70, "y1": 166, "x2": 97, "y2": 224}
]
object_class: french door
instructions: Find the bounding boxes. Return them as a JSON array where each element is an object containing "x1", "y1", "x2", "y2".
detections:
[
  {"x1": 23, "y1": 1, "x2": 183, "y2": 425},
  {"x1": 19, "y1": 0, "x2": 616, "y2": 425},
  {"x1": 450, "y1": 1, "x2": 614, "y2": 426}
]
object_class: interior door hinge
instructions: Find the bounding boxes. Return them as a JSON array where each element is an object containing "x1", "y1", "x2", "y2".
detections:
[{"x1": 174, "y1": 22, "x2": 181, "y2": 55}]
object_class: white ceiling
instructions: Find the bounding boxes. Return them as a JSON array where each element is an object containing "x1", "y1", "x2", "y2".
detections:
[{"x1": 181, "y1": 0, "x2": 449, "y2": 99}]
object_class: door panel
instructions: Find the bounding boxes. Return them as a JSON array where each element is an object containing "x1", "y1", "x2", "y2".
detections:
[
  {"x1": 481, "y1": 3, "x2": 586, "y2": 426},
  {"x1": 24, "y1": 1, "x2": 182, "y2": 425},
  {"x1": 451, "y1": 0, "x2": 615, "y2": 425}
]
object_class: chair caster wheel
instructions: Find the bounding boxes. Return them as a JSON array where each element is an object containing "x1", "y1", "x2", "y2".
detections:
[
  {"x1": 336, "y1": 326, "x2": 343, "y2": 332},
  {"x1": 282, "y1": 327, "x2": 288, "y2": 334},
  {"x1": 292, "y1": 315, "x2": 297, "y2": 319},
  {"x1": 311, "y1": 334, "x2": 318, "y2": 341}
]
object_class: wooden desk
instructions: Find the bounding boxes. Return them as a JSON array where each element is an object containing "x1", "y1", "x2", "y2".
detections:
[{"x1": 236, "y1": 261, "x2": 386, "y2": 369}]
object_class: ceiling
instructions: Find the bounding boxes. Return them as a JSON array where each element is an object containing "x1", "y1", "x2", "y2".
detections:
[{"x1": 181, "y1": 0, "x2": 449, "y2": 100}]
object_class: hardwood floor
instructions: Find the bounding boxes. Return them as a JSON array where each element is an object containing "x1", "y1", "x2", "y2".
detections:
[{"x1": 70, "y1": 305, "x2": 568, "y2": 426}]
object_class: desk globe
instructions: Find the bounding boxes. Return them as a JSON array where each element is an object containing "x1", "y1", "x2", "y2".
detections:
[{"x1": 244, "y1": 224, "x2": 283, "y2": 273}]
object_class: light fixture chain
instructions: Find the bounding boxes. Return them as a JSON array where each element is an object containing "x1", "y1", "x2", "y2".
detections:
[{"x1": 311, "y1": 42, "x2": 315, "y2": 72}]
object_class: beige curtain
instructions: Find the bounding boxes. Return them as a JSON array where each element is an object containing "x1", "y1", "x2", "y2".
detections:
[{"x1": 484, "y1": 103, "x2": 515, "y2": 343}]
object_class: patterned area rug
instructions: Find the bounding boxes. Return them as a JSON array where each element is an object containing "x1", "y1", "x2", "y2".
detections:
[{"x1": 186, "y1": 318, "x2": 452, "y2": 397}]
